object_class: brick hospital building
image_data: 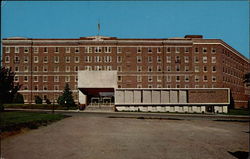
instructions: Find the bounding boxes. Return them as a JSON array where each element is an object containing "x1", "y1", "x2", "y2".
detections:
[{"x1": 1, "y1": 35, "x2": 250, "y2": 109}]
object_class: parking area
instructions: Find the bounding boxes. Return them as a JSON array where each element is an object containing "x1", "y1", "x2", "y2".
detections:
[{"x1": 1, "y1": 114, "x2": 249, "y2": 159}]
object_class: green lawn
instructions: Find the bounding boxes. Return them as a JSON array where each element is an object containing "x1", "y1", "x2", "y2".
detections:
[
  {"x1": 0, "y1": 111, "x2": 68, "y2": 132},
  {"x1": 227, "y1": 109, "x2": 250, "y2": 116}
]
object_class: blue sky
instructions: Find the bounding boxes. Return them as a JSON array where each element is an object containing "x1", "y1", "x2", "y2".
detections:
[{"x1": 1, "y1": 1, "x2": 249, "y2": 58}]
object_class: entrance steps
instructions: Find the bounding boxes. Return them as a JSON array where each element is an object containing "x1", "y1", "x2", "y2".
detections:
[{"x1": 84, "y1": 104, "x2": 115, "y2": 112}]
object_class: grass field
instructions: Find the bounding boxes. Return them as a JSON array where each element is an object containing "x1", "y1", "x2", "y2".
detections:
[{"x1": 0, "y1": 111, "x2": 68, "y2": 132}]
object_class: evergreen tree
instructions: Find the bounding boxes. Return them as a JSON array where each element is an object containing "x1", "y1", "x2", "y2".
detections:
[
  {"x1": 57, "y1": 83, "x2": 75, "y2": 109},
  {"x1": 13, "y1": 93, "x2": 24, "y2": 104},
  {"x1": 35, "y1": 96, "x2": 43, "y2": 104},
  {"x1": 0, "y1": 67, "x2": 22, "y2": 110}
]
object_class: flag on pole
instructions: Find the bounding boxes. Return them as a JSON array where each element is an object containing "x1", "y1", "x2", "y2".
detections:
[{"x1": 98, "y1": 23, "x2": 100, "y2": 35}]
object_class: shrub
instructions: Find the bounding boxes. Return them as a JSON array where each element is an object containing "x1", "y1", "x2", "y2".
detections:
[
  {"x1": 13, "y1": 93, "x2": 24, "y2": 104},
  {"x1": 35, "y1": 96, "x2": 43, "y2": 104}
]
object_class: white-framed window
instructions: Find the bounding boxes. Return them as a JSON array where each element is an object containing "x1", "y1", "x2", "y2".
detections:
[
  {"x1": 24, "y1": 47, "x2": 29, "y2": 53},
  {"x1": 24, "y1": 66, "x2": 29, "y2": 72},
  {"x1": 176, "y1": 76, "x2": 180, "y2": 82},
  {"x1": 195, "y1": 66, "x2": 199, "y2": 72},
  {"x1": 75, "y1": 47, "x2": 80, "y2": 53},
  {"x1": 104, "y1": 47, "x2": 111, "y2": 53},
  {"x1": 54, "y1": 56, "x2": 59, "y2": 63},
  {"x1": 43, "y1": 56, "x2": 48, "y2": 63},
  {"x1": 148, "y1": 85, "x2": 153, "y2": 88},
  {"x1": 157, "y1": 47, "x2": 161, "y2": 53},
  {"x1": 212, "y1": 57, "x2": 216, "y2": 63},
  {"x1": 14, "y1": 47, "x2": 19, "y2": 53},
  {"x1": 74, "y1": 66, "x2": 79, "y2": 72},
  {"x1": 5, "y1": 56, "x2": 10, "y2": 63},
  {"x1": 34, "y1": 56, "x2": 39, "y2": 63},
  {"x1": 175, "y1": 47, "x2": 180, "y2": 53},
  {"x1": 104, "y1": 56, "x2": 112, "y2": 63},
  {"x1": 117, "y1": 47, "x2": 122, "y2": 53},
  {"x1": 195, "y1": 47, "x2": 199, "y2": 53},
  {"x1": 117, "y1": 66, "x2": 122, "y2": 72},
  {"x1": 75, "y1": 56, "x2": 79, "y2": 63},
  {"x1": 137, "y1": 56, "x2": 142, "y2": 63},
  {"x1": 194, "y1": 56, "x2": 199, "y2": 63},
  {"x1": 203, "y1": 56, "x2": 207, "y2": 63},
  {"x1": 148, "y1": 56, "x2": 152, "y2": 63},
  {"x1": 185, "y1": 76, "x2": 189, "y2": 82},
  {"x1": 202, "y1": 48, "x2": 207, "y2": 53},
  {"x1": 34, "y1": 76, "x2": 38, "y2": 82},
  {"x1": 157, "y1": 84, "x2": 162, "y2": 88},
  {"x1": 43, "y1": 66, "x2": 48, "y2": 72},
  {"x1": 137, "y1": 84, "x2": 142, "y2": 88},
  {"x1": 34, "y1": 66, "x2": 38, "y2": 72},
  {"x1": 43, "y1": 85, "x2": 48, "y2": 91},
  {"x1": 203, "y1": 66, "x2": 208, "y2": 72},
  {"x1": 54, "y1": 66, "x2": 59, "y2": 72},
  {"x1": 212, "y1": 76, "x2": 216, "y2": 82},
  {"x1": 176, "y1": 84, "x2": 180, "y2": 88},
  {"x1": 84, "y1": 56, "x2": 92, "y2": 63},
  {"x1": 118, "y1": 76, "x2": 122, "y2": 82},
  {"x1": 65, "y1": 76, "x2": 70, "y2": 82},
  {"x1": 95, "y1": 46, "x2": 102, "y2": 53},
  {"x1": 75, "y1": 76, "x2": 78, "y2": 82},
  {"x1": 117, "y1": 56, "x2": 122, "y2": 63},
  {"x1": 95, "y1": 66, "x2": 102, "y2": 71},
  {"x1": 157, "y1": 65, "x2": 162, "y2": 72},
  {"x1": 43, "y1": 76, "x2": 48, "y2": 82},
  {"x1": 107, "y1": 66, "x2": 112, "y2": 71},
  {"x1": 195, "y1": 85, "x2": 199, "y2": 88},
  {"x1": 85, "y1": 66, "x2": 92, "y2": 71},
  {"x1": 66, "y1": 47, "x2": 71, "y2": 53},
  {"x1": 166, "y1": 47, "x2": 171, "y2": 53},
  {"x1": 94, "y1": 56, "x2": 102, "y2": 63},
  {"x1": 175, "y1": 56, "x2": 180, "y2": 63},
  {"x1": 157, "y1": 76, "x2": 162, "y2": 82},
  {"x1": 184, "y1": 47, "x2": 189, "y2": 53},
  {"x1": 23, "y1": 85, "x2": 28, "y2": 90},
  {"x1": 24, "y1": 56, "x2": 29, "y2": 63},
  {"x1": 44, "y1": 47, "x2": 48, "y2": 53},
  {"x1": 185, "y1": 66, "x2": 189, "y2": 72},
  {"x1": 148, "y1": 66, "x2": 153, "y2": 72},
  {"x1": 54, "y1": 76, "x2": 59, "y2": 82},
  {"x1": 137, "y1": 47, "x2": 142, "y2": 53},
  {"x1": 166, "y1": 66, "x2": 171, "y2": 72},
  {"x1": 34, "y1": 47, "x2": 38, "y2": 53},
  {"x1": 14, "y1": 76, "x2": 19, "y2": 82},
  {"x1": 137, "y1": 76, "x2": 142, "y2": 82},
  {"x1": 184, "y1": 56, "x2": 189, "y2": 63},
  {"x1": 14, "y1": 56, "x2": 20, "y2": 63},
  {"x1": 66, "y1": 66, "x2": 70, "y2": 72},
  {"x1": 34, "y1": 85, "x2": 38, "y2": 91},
  {"x1": 176, "y1": 65, "x2": 180, "y2": 72},
  {"x1": 157, "y1": 56, "x2": 162, "y2": 63},
  {"x1": 54, "y1": 47, "x2": 59, "y2": 53},
  {"x1": 148, "y1": 76, "x2": 153, "y2": 82},
  {"x1": 211, "y1": 48, "x2": 216, "y2": 54},
  {"x1": 166, "y1": 56, "x2": 171, "y2": 63},
  {"x1": 148, "y1": 47, "x2": 152, "y2": 53},
  {"x1": 185, "y1": 84, "x2": 189, "y2": 88},
  {"x1": 5, "y1": 47, "x2": 10, "y2": 53},
  {"x1": 54, "y1": 85, "x2": 59, "y2": 91},
  {"x1": 24, "y1": 76, "x2": 28, "y2": 82},
  {"x1": 137, "y1": 66, "x2": 142, "y2": 72},
  {"x1": 212, "y1": 66, "x2": 216, "y2": 72},
  {"x1": 65, "y1": 57, "x2": 70, "y2": 63},
  {"x1": 166, "y1": 76, "x2": 171, "y2": 82},
  {"x1": 195, "y1": 75, "x2": 199, "y2": 82},
  {"x1": 203, "y1": 75, "x2": 208, "y2": 82}
]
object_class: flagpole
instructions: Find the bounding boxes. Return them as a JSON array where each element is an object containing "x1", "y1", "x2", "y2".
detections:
[{"x1": 98, "y1": 20, "x2": 100, "y2": 36}]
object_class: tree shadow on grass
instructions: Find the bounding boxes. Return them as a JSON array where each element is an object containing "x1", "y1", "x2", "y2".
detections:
[{"x1": 228, "y1": 151, "x2": 249, "y2": 159}]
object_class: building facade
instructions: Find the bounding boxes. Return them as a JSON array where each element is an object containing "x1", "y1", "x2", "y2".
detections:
[{"x1": 1, "y1": 35, "x2": 250, "y2": 108}]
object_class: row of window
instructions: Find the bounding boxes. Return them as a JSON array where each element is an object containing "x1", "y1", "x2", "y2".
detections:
[
  {"x1": 117, "y1": 75, "x2": 217, "y2": 83},
  {"x1": 15, "y1": 76, "x2": 78, "y2": 83},
  {"x1": 119, "y1": 84, "x2": 217, "y2": 89},
  {"x1": 4, "y1": 46, "x2": 217, "y2": 54},
  {"x1": 4, "y1": 55, "x2": 216, "y2": 64}
]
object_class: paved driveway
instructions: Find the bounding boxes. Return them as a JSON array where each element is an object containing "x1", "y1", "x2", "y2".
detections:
[{"x1": 1, "y1": 115, "x2": 249, "y2": 159}]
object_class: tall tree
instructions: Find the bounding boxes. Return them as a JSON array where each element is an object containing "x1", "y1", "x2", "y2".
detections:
[
  {"x1": 57, "y1": 83, "x2": 75, "y2": 109},
  {"x1": 0, "y1": 67, "x2": 22, "y2": 110}
]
